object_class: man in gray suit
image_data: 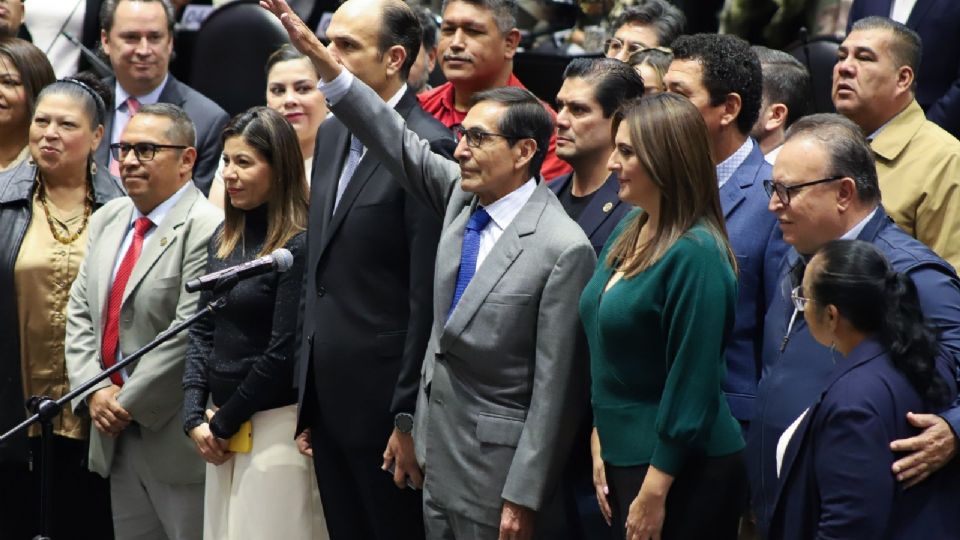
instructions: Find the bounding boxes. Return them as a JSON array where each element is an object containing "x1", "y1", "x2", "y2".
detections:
[
  {"x1": 264, "y1": 2, "x2": 596, "y2": 538},
  {"x1": 96, "y1": 0, "x2": 229, "y2": 195},
  {"x1": 66, "y1": 104, "x2": 222, "y2": 540}
]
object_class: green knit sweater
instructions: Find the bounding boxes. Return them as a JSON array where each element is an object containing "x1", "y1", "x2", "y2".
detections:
[{"x1": 579, "y1": 211, "x2": 745, "y2": 475}]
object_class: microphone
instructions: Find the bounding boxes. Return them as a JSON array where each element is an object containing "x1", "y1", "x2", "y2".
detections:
[
  {"x1": 185, "y1": 248, "x2": 294, "y2": 293},
  {"x1": 60, "y1": 31, "x2": 114, "y2": 78}
]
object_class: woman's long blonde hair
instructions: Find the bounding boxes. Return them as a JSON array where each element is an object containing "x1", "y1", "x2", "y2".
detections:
[
  {"x1": 605, "y1": 93, "x2": 736, "y2": 277},
  {"x1": 217, "y1": 107, "x2": 308, "y2": 259}
]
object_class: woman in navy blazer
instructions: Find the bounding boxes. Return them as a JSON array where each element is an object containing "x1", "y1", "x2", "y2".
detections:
[{"x1": 770, "y1": 240, "x2": 959, "y2": 540}]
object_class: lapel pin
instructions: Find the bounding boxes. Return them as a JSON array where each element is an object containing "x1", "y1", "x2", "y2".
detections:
[
  {"x1": 602, "y1": 202, "x2": 614, "y2": 213},
  {"x1": 160, "y1": 237, "x2": 168, "y2": 247}
]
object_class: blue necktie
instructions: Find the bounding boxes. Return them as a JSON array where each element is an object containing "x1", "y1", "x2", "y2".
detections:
[
  {"x1": 448, "y1": 207, "x2": 492, "y2": 319},
  {"x1": 334, "y1": 135, "x2": 364, "y2": 212}
]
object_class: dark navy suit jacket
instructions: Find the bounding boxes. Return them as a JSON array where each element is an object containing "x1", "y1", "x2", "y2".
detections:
[
  {"x1": 720, "y1": 142, "x2": 788, "y2": 424},
  {"x1": 748, "y1": 207, "x2": 960, "y2": 534},
  {"x1": 548, "y1": 172, "x2": 631, "y2": 257},
  {"x1": 769, "y1": 338, "x2": 959, "y2": 540},
  {"x1": 849, "y1": 0, "x2": 960, "y2": 138}
]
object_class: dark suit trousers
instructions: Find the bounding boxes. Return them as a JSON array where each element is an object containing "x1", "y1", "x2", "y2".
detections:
[
  {"x1": 307, "y1": 370, "x2": 425, "y2": 540},
  {"x1": 605, "y1": 452, "x2": 747, "y2": 540}
]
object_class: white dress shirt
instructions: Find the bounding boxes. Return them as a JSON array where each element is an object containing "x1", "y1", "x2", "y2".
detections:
[
  {"x1": 476, "y1": 179, "x2": 536, "y2": 269},
  {"x1": 890, "y1": 0, "x2": 918, "y2": 23}
]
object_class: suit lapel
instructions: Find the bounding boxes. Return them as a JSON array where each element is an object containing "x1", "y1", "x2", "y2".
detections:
[
  {"x1": 435, "y1": 204, "x2": 471, "y2": 338},
  {"x1": 720, "y1": 142, "x2": 765, "y2": 218},
  {"x1": 121, "y1": 186, "x2": 198, "y2": 305},
  {"x1": 906, "y1": 0, "x2": 934, "y2": 26},
  {"x1": 313, "y1": 122, "x2": 350, "y2": 257},
  {"x1": 439, "y1": 184, "x2": 548, "y2": 349},
  {"x1": 97, "y1": 202, "x2": 135, "y2": 318},
  {"x1": 719, "y1": 179, "x2": 746, "y2": 218},
  {"x1": 578, "y1": 173, "x2": 623, "y2": 239},
  {"x1": 325, "y1": 152, "x2": 381, "y2": 239}
]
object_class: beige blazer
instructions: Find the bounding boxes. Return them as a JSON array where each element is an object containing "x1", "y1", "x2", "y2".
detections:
[
  {"x1": 872, "y1": 99, "x2": 960, "y2": 272},
  {"x1": 65, "y1": 183, "x2": 222, "y2": 483}
]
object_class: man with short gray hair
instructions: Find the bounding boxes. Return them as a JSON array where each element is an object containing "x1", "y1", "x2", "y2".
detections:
[
  {"x1": 747, "y1": 112, "x2": 960, "y2": 536},
  {"x1": 66, "y1": 103, "x2": 222, "y2": 540},
  {"x1": 833, "y1": 16, "x2": 960, "y2": 272}
]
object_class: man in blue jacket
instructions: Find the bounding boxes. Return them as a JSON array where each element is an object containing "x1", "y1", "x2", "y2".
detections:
[
  {"x1": 665, "y1": 33, "x2": 788, "y2": 432},
  {"x1": 748, "y1": 112, "x2": 960, "y2": 535}
]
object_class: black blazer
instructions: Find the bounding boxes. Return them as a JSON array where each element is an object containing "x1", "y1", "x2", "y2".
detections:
[
  {"x1": 95, "y1": 75, "x2": 230, "y2": 196},
  {"x1": 548, "y1": 172, "x2": 631, "y2": 257},
  {"x1": 849, "y1": 0, "x2": 960, "y2": 137},
  {"x1": 296, "y1": 88, "x2": 456, "y2": 448}
]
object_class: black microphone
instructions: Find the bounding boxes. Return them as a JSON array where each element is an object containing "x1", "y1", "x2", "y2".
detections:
[
  {"x1": 60, "y1": 31, "x2": 114, "y2": 78},
  {"x1": 185, "y1": 248, "x2": 294, "y2": 293}
]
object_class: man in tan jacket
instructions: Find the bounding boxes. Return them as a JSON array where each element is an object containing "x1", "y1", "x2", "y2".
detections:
[
  {"x1": 833, "y1": 16, "x2": 960, "y2": 272},
  {"x1": 66, "y1": 103, "x2": 222, "y2": 540}
]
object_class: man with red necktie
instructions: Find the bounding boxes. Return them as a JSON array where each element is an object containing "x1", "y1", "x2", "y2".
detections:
[{"x1": 65, "y1": 103, "x2": 221, "y2": 540}]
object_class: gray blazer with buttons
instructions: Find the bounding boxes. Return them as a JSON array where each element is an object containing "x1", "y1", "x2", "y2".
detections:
[{"x1": 329, "y1": 78, "x2": 597, "y2": 527}]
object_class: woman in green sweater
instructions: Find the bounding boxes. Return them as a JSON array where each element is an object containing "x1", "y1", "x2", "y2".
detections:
[{"x1": 580, "y1": 93, "x2": 747, "y2": 540}]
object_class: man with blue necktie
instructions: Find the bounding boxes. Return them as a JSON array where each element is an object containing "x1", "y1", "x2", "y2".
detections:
[{"x1": 263, "y1": 2, "x2": 597, "y2": 538}]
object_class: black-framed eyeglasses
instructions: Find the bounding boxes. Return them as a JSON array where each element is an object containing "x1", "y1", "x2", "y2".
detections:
[
  {"x1": 603, "y1": 38, "x2": 647, "y2": 56},
  {"x1": 790, "y1": 286, "x2": 810, "y2": 312},
  {"x1": 109, "y1": 142, "x2": 188, "y2": 162},
  {"x1": 763, "y1": 176, "x2": 845, "y2": 206},
  {"x1": 453, "y1": 125, "x2": 518, "y2": 149}
]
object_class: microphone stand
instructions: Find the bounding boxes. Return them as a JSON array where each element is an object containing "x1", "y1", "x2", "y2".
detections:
[{"x1": 0, "y1": 279, "x2": 237, "y2": 540}]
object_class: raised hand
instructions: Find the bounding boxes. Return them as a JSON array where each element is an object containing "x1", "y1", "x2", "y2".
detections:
[{"x1": 259, "y1": 0, "x2": 342, "y2": 82}]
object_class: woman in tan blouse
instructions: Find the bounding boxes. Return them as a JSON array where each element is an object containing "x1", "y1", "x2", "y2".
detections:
[
  {"x1": 0, "y1": 38, "x2": 55, "y2": 173},
  {"x1": 0, "y1": 73, "x2": 125, "y2": 539}
]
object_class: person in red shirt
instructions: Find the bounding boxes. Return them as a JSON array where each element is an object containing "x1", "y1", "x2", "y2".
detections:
[{"x1": 418, "y1": 0, "x2": 572, "y2": 180}]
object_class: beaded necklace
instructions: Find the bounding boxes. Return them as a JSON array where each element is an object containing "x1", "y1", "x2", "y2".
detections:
[{"x1": 35, "y1": 169, "x2": 93, "y2": 245}]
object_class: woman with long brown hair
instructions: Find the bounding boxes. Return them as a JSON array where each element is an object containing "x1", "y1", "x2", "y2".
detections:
[
  {"x1": 182, "y1": 106, "x2": 326, "y2": 539},
  {"x1": 580, "y1": 93, "x2": 747, "y2": 540},
  {"x1": 0, "y1": 72, "x2": 124, "y2": 539}
]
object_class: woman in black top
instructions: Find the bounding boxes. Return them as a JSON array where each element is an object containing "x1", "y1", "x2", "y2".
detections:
[{"x1": 182, "y1": 106, "x2": 326, "y2": 539}]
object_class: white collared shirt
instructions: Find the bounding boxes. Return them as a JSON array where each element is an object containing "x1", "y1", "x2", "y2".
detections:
[
  {"x1": 111, "y1": 75, "x2": 169, "y2": 146},
  {"x1": 476, "y1": 179, "x2": 536, "y2": 269},
  {"x1": 716, "y1": 138, "x2": 755, "y2": 189},
  {"x1": 111, "y1": 180, "x2": 193, "y2": 281},
  {"x1": 764, "y1": 144, "x2": 783, "y2": 166},
  {"x1": 890, "y1": 0, "x2": 917, "y2": 23},
  {"x1": 840, "y1": 208, "x2": 878, "y2": 241}
]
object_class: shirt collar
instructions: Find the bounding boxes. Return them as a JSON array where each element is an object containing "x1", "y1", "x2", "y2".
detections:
[
  {"x1": 840, "y1": 207, "x2": 878, "y2": 241},
  {"x1": 385, "y1": 83, "x2": 408, "y2": 109},
  {"x1": 483, "y1": 178, "x2": 536, "y2": 230},
  {"x1": 716, "y1": 137, "x2": 754, "y2": 188},
  {"x1": 115, "y1": 74, "x2": 169, "y2": 111},
  {"x1": 130, "y1": 180, "x2": 192, "y2": 228}
]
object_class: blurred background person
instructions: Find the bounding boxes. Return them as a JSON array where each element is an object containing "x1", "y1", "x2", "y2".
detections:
[
  {"x1": 183, "y1": 107, "x2": 326, "y2": 540},
  {"x1": 96, "y1": 0, "x2": 229, "y2": 194},
  {"x1": 603, "y1": 0, "x2": 685, "y2": 62},
  {"x1": 209, "y1": 44, "x2": 328, "y2": 206},
  {"x1": 409, "y1": 7, "x2": 439, "y2": 94},
  {"x1": 626, "y1": 46, "x2": 671, "y2": 94},
  {"x1": 750, "y1": 46, "x2": 811, "y2": 166},
  {"x1": 0, "y1": 37, "x2": 55, "y2": 172},
  {"x1": 0, "y1": 73, "x2": 124, "y2": 540},
  {"x1": 0, "y1": 0, "x2": 24, "y2": 38},
  {"x1": 581, "y1": 93, "x2": 747, "y2": 540},
  {"x1": 22, "y1": 0, "x2": 106, "y2": 78},
  {"x1": 770, "y1": 240, "x2": 958, "y2": 539}
]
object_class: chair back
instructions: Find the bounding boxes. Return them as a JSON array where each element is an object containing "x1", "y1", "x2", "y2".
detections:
[{"x1": 787, "y1": 35, "x2": 841, "y2": 114}]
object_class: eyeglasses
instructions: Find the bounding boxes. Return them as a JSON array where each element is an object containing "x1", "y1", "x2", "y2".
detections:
[
  {"x1": 763, "y1": 176, "x2": 844, "y2": 206},
  {"x1": 453, "y1": 125, "x2": 518, "y2": 149},
  {"x1": 109, "y1": 142, "x2": 187, "y2": 162},
  {"x1": 790, "y1": 286, "x2": 810, "y2": 312},
  {"x1": 603, "y1": 38, "x2": 648, "y2": 56}
]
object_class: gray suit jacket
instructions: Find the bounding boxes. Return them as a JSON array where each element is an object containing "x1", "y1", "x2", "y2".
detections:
[
  {"x1": 329, "y1": 79, "x2": 596, "y2": 526},
  {"x1": 95, "y1": 76, "x2": 230, "y2": 196},
  {"x1": 65, "y1": 184, "x2": 222, "y2": 483}
]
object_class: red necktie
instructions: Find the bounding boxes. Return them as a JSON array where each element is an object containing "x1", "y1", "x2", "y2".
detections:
[
  {"x1": 101, "y1": 217, "x2": 153, "y2": 386},
  {"x1": 109, "y1": 97, "x2": 142, "y2": 177}
]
